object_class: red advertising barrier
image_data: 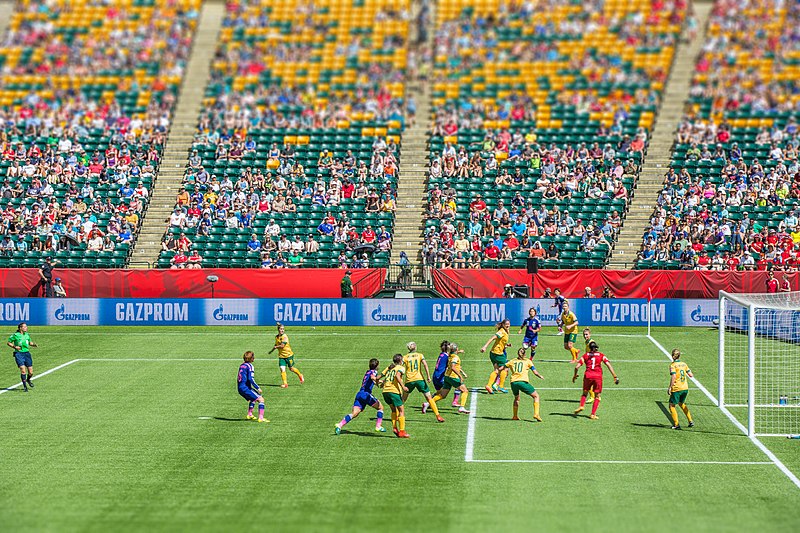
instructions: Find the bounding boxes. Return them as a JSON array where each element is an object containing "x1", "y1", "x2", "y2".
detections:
[
  {"x1": 0, "y1": 268, "x2": 385, "y2": 298},
  {"x1": 432, "y1": 269, "x2": 799, "y2": 299}
]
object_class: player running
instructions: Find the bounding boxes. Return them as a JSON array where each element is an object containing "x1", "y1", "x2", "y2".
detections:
[
  {"x1": 429, "y1": 343, "x2": 470, "y2": 414},
  {"x1": 481, "y1": 319, "x2": 511, "y2": 394},
  {"x1": 552, "y1": 288, "x2": 567, "y2": 334},
  {"x1": 561, "y1": 301, "x2": 580, "y2": 362},
  {"x1": 505, "y1": 348, "x2": 544, "y2": 421},
  {"x1": 7, "y1": 322, "x2": 37, "y2": 392},
  {"x1": 518, "y1": 307, "x2": 541, "y2": 359},
  {"x1": 335, "y1": 358, "x2": 387, "y2": 434},
  {"x1": 403, "y1": 342, "x2": 444, "y2": 422},
  {"x1": 572, "y1": 340, "x2": 619, "y2": 420},
  {"x1": 582, "y1": 328, "x2": 596, "y2": 402},
  {"x1": 237, "y1": 351, "x2": 268, "y2": 423},
  {"x1": 668, "y1": 349, "x2": 694, "y2": 430},
  {"x1": 379, "y1": 354, "x2": 410, "y2": 438},
  {"x1": 269, "y1": 323, "x2": 304, "y2": 388},
  {"x1": 432, "y1": 340, "x2": 462, "y2": 407}
]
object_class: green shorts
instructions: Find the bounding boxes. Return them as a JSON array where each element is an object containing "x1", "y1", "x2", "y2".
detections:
[
  {"x1": 490, "y1": 352, "x2": 508, "y2": 367},
  {"x1": 406, "y1": 380, "x2": 430, "y2": 394},
  {"x1": 669, "y1": 390, "x2": 688, "y2": 405},
  {"x1": 564, "y1": 333, "x2": 577, "y2": 344},
  {"x1": 511, "y1": 381, "x2": 536, "y2": 396},
  {"x1": 278, "y1": 356, "x2": 295, "y2": 369},
  {"x1": 442, "y1": 376, "x2": 462, "y2": 390},
  {"x1": 383, "y1": 392, "x2": 404, "y2": 407}
]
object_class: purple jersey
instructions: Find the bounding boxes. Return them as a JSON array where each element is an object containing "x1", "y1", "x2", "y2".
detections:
[
  {"x1": 237, "y1": 362, "x2": 259, "y2": 391},
  {"x1": 360, "y1": 369, "x2": 377, "y2": 394},
  {"x1": 433, "y1": 352, "x2": 449, "y2": 380}
]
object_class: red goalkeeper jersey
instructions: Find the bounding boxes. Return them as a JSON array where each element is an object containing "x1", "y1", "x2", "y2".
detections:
[{"x1": 580, "y1": 351, "x2": 608, "y2": 379}]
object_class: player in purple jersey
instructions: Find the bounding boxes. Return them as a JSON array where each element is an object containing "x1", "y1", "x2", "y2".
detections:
[
  {"x1": 335, "y1": 358, "x2": 386, "y2": 434},
  {"x1": 237, "y1": 351, "x2": 267, "y2": 423},
  {"x1": 431, "y1": 340, "x2": 463, "y2": 407}
]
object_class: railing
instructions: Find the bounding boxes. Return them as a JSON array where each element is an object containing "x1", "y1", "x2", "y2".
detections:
[{"x1": 384, "y1": 263, "x2": 434, "y2": 292}]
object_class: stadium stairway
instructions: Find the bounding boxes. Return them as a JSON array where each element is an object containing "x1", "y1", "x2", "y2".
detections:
[
  {"x1": 129, "y1": 1, "x2": 225, "y2": 268},
  {"x1": 0, "y1": 1, "x2": 13, "y2": 37},
  {"x1": 608, "y1": 1, "x2": 712, "y2": 269}
]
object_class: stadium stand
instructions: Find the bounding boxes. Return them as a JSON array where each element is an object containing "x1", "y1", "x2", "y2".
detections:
[
  {"x1": 0, "y1": 0, "x2": 200, "y2": 268},
  {"x1": 636, "y1": 0, "x2": 800, "y2": 271},
  {"x1": 422, "y1": 0, "x2": 687, "y2": 269},
  {"x1": 155, "y1": 0, "x2": 412, "y2": 269}
]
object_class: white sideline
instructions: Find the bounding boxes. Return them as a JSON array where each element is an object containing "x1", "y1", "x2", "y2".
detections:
[
  {"x1": 31, "y1": 331, "x2": 646, "y2": 338},
  {"x1": 470, "y1": 460, "x2": 772, "y2": 465},
  {"x1": 647, "y1": 334, "x2": 800, "y2": 490},
  {"x1": 0, "y1": 359, "x2": 80, "y2": 395},
  {"x1": 464, "y1": 388, "x2": 479, "y2": 462}
]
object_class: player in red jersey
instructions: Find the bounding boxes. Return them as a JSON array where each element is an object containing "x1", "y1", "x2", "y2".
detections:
[{"x1": 572, "y1": 340, "x2": 619, "y2": 420}]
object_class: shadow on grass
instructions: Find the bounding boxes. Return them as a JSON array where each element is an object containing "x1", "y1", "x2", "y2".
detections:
[
  {"x1": 478, "y1": 416, "x2": 513, "y2": 421},
  {"x1": 212, "y1": 417, "x2": 252, "y2": 422},
  {"x1": 631, "y1": 421, "x2": 741, "y2": 437},
  {"x1": 549, "y1": 412, "x2": 588, "y2": 420},
  {"x1": 547, "y1": 398, "x2": 579, "y2": 404},
  {"x1": 0, "y1": 387, "x2": 24, "y2": 392},
  {"x1": 336, "y1": 430, "x2": 393, "y2": 438}
]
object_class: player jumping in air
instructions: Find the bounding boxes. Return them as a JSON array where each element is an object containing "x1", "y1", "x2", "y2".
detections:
[
  {"x1": 432, "y1": 340, "x2": 462, "y2": 407},
  {"x1": 335, "y1": 358, "x2": 387, "y2": 434},
  {"x1": 379, "y1": 354, "x2": 410, "y2": 438},
  {"x1": 561, "y1": 301, "x2": 580, "y2": 362},
  {"x1": 505, "y1": 348, "x2": 544, "y2": 421},
  {"x1": 403, "y1": 342, "x2": 444, "y2": 422},
  {"x1": 429, "y1": 343, "x2": 470, "y2": 414},
  {"x1": 269, "y1": 323, "x2": 304, "y2": 388},
  {"x1": 237, "y1": 351, "x2": 268, "y2": 423},
  {"x1": 572, "y1": 341, "x2": 619, "y2": 420},
  {"x1": 582, "y1": 328, "x2": 596, "y2": 402},
  {"x1": 481, "y1": 319, "x2": 511, "y2": 394},
  {"x1": 552, "y1": 288, "x2": 567, "y2": 335},
  {"x1": 518, "y1": 307, "x2": 541, "y2": 359},
  {"x1": 668, "y1": 349, "x2": 694, "y2": 430},
  {"x1": 7, "y1": 322, "x2": 37, "y2": 392}
]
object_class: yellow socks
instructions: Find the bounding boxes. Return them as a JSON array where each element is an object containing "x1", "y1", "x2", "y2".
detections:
[
  {"x1": 680, "y1": 403, "x2": 693, "y2": 423},
  {"x1": 280, "y1": 371, "x2": 288, "y2": 385},
  {"x1": 429, "y1": 396, "x2": 440, "y2": 416},
  {"x1": 498, "y1": 369, "x2": 508, "y2": 388},
  {"x1": 398, "y1": 416, "x2": 405, "y2": 431},
  {"x1": 486, "y1": 370, "x2": 498, "y2": 388},
  {"x1": 460, "y1": 389, "x2": 468, "y2": 407},
  {"x1": 290, "y1": 367, "x2": 302, "y2": 378},
  {"x1": 534, "y1": 400, "x2": 540, "y2": 419},
  {"x1": 669, "y1": 405, "x2": 679, "y2": 426},
  {"x1": 588, "y1": 389, "x2": 595, "y2": 402},
  {"x1": 432, "y1": 394, "x2": 443, "y2": 403},
  {"x1": 391, "y1": 411, "x2": 398, "y2": 428},
  {"x1": 571, "y1": 347, "x2": 580, "y2": 361}
]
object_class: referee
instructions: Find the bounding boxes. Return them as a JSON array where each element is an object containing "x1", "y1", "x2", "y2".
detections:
[{"x1": 7, "y1": 322, "x2": 37, "y2": 392}]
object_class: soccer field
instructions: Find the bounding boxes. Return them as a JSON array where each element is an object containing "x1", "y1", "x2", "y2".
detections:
[{"x1": 1, "y1": 325, "x2": 799, "y2": 532}]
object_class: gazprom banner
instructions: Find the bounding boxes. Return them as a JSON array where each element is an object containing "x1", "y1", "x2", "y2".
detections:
[{"x1": 0, "y1": 298, "x2": 722, "y2": 327}]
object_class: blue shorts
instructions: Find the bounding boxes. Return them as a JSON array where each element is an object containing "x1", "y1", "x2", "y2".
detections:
[
  {"x1": 432, "y1": 374, "x2": 445, "y2": 391},
  {"x1": 523, "y1": 336, "x2": 538, "y2": 348},
  {"x1": 14, "y1": 352, "x2": 32, "y2": 368},
  {"x1": 354, "y1": 391, "x2": 378, "y2": 409},
  {"x1": 238, "y1": 388, "x2": 260, "y2": 402}
]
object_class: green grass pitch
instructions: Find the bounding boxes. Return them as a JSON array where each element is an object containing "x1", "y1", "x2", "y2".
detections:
[{"x1": 1, "y1": 325, "x2": 799, "y2": 532}]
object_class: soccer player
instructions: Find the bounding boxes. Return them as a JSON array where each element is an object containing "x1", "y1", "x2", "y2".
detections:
[
  {"x1": 335, "y1": 358, "x2": 387, "y2": 434},
  {"x1": 269, "y1": 323, "x2": 304, "y2": 388},
  {"x1": 572, "y1": 340, "x2": 619, "y2": 420},
  {"x1": 668, "y1": 349, "x2": 694, "y2": 430},
  {"x1": 481, "y1": 319, "x2": 511, "y2": 394},
  {"x1": 552, "y1": 288, "x2": 567, "y2": 334},
  {"x1": 561, "y1": 301, "x2": 580, "y2": 362},
  {"x1": 432, "y1": 340, "x2": 462, "y2": 407},
  {"x1": 237, "y1": 351, "x2": 268, "y2": 423},
  {"x1": 518, "y1": 307, "x2": 541, "y2": 359},
  {"x1": 505, "y1": 348, "x2": 544, "y2": 421},
  {"x1": 403, "y1": 342, "x2": 444, "y2": 422},
  {"x1": 379, "y1": 354, "x2": 410, "y2": 438},
  {"x1": 7, "y1": 322, "x2": 37, "y2": 392},
  {"x1": 430, "y1": 343, "x2": 470, "y2": 414},
  {"x1": 582, "y1": 327, "x2": 596, "y2": 402}
]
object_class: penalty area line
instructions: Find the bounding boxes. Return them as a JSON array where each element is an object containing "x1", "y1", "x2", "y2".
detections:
[
  {"x1": 467, "y1": 459, "x2": 773, "y2": 465},
  {"x1": 0, "y1": 359, "x2": 81, "y2": 396}
]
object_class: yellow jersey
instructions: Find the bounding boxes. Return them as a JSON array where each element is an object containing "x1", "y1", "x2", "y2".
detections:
[
  {"x1": 491, "y1": 329, "x2": 509, "y2": 354},
  {"x1": 562, "y1": 311, "x2": 578, "y2": 333},
  {"x1": 584, "y1": 337, "x2": 594, "y2": 352},
  {"x1": 381, "y1": 365, "x2": 405, "y2": 394},
  {"x1": 670, "y1": 361, "x2": 690, "y2": 392},
  {"x1": 445, "y1": 354, "x2": 462, "y2": 379},
  {"x1": 275, "y1": 333, "x2": 293, "y2": 358},
  {"x1": 403, "y1": 352, "x2": 425, "y2": 382},
  {"x1": 505, "y1": 358, "x2": 534, "y2": 383}
]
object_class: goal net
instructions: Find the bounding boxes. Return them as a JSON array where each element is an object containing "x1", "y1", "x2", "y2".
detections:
[{"x1": 719, "y1": 291, "x2": 800, "y2": 437}]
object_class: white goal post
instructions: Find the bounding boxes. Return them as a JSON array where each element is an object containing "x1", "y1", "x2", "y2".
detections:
[{"x1": 719, "y1": 291, "x2": 800, "y2": 437}]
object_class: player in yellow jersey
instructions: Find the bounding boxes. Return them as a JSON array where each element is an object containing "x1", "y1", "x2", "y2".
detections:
[
  {"x1": 481, "y1": 319, "x2": 511, "y2": 394},
  {"x1": 403, "y1": 342, "x2": 444, "y2": 423},
  {"x1": 380, "y1": 353, "x2": 410, "y2": 438},
  {"x1": 268, "y1": 323, "x2": 304, "y2": 388},
  {"x1": 582, "y1": 328, "x2": 596, "y2": 402},
  {"x1": 668, "y1": 349, "x2": 694, "y2": 430},
  {"x1": 504, "y1": 348, "x2": 544, "y2": 421},
  {"x1": 430, "y1": 343, "x2": 470, "y2": 414},
  {"x1": 561, "y1": 302, "x2": 580, "y2": 362}
]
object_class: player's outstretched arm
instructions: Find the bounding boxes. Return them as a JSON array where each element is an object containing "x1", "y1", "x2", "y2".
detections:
[
  {"x1": 533, "y1": 370, "x2": 544, "y2": 380},
  {"x1": 480, "y1": 335, "x2": 494, "y2": 352},
  {"x1": 604, "y1": 361, "x2": 619, "y2": 384}
]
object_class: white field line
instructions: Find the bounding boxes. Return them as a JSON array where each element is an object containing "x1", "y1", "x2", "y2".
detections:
[
  {"x1": 464, "y1": 387, "x2": 479, "y2": 462},
  {"x1": 647, "y1": 334, "x2": 800, "y2": 490},
  {"x1": 30, "y1": 331, "x2": 645, "y2": 338},
  {"x1": 76, "y1": 357, "x2": 666, "y2": 364},
  {"x1": 469, "y1": 459, "x2": 772, "y2": 465},
  {"x1": 0, "y1": 359, "x2": 80, "y2": 395}
]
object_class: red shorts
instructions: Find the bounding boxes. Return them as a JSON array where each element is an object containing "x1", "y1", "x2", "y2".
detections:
[{"x1": 583, "y1": 376, "x2": 603, "y2": 394}]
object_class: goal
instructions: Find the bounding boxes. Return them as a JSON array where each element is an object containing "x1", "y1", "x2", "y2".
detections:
[{"x1": 719, "y1": 291, "x2": 800, "y2": 437}]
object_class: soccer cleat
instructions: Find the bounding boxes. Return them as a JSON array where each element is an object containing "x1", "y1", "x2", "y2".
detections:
[
  {"x1": 299, "y1": 375, "x2": 305, "y2": 384},
  {"x1": 534, "y1": 416, "x2": 543, "y2": 422},
  {"x1": 375, "y1": 426, "x2": 387, "y2": 433},
  {"x1": 511, "y1": 416, "x2": 520, "y2": 420},
  {"x1": 688, "y1": 422, "x2": 694, "y2": 428},
  {"x1": 422, "y1": 402, "x2": 429, "y2": 414},
  {"x1": 280, "y1": 384, "x2": 288, "y2": 388},
  {"x1": 452, "y1": 400, "x2": 460, "y2": 407},
  {"x1": 484, "y1": 385, "x2": 494, "y2": 394},
  {"x1": 558, "y1": 328, "x2": 563, "y2": 335},
  {"x1": 671, "y1": 425, "x2": 681, "y2": 430},
  {"x1": 497, "y1": 388, "x2": 508, "y2": 394},
  {"x1": 246, "y1": 414, "x2": 257, "y2": 421},
  {"x1": 436, "y1": 416, "x2": 445, "y2": 423},
  {"x1": 492, "y1": 383, "x2": 499, "y2": 392},
  {"x1": 27, "y1": 380, "x2": 34, "y2": 388},
  {"x1": 334, "y1": 426, "x2": 341, "y2": 435},
  {"x1": 257, "y1": 418, "x2": 270, "y2": 423},
  {"x1": 22, "y1": 386, "x2": 28, "y2": 392},
  {"x1": 397, "y1": 431, "x2": 410, "y2": 438},
  {"x1": 458, "y1": 407, "x2": 470, "y2": 414},
  {"x1": 589, "y1": 415, "x2": 599, "y2": 420},
  {"x1": 393, "y1": 427, "x2": 399, "y2": 436},
  {"x1": 573, "y1": 406, "x2": 585, "y2": 414}
]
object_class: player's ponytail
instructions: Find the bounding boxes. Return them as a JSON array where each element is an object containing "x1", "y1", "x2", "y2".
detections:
[{"x1": 388, "y1": 353, "x2": 403, "y2": 369}]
